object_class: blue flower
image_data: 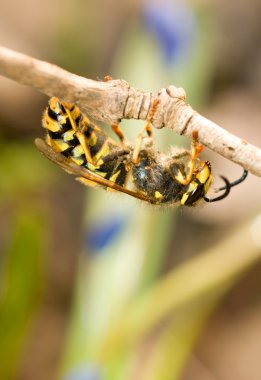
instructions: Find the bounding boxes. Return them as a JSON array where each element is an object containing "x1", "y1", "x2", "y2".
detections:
[
  {"x1": 85, "y1": 215, "x2": 127, "y2": 253},
  {"x1": 142, "y1": 0, "x2": 198, "y2": 64}
]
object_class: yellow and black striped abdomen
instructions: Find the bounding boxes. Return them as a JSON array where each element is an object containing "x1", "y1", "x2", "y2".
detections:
[{"x1": 42, "y1": 97, "x2": 129, "y2": 186}]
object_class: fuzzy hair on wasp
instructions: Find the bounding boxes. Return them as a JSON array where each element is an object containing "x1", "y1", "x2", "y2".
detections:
[{"x1": 35, "y1": 96, "x2": 248, "y2": 206}]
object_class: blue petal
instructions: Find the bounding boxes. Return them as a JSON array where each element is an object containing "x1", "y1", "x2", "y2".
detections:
[
  {"x1": 85, "y1": 215, "x2": 127, "y2": 252},
  {"x1": 142, "y1": 0, "x2": 198, "y2": 64}
]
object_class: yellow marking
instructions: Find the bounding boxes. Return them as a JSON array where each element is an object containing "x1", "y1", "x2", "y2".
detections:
[
  {"x1": 155, "y1": 191, "x2": 163, "y2": 199},
  {"x1": 180, "y1": 193, "x2": 189, "y2": 205},
  {"x1": 95, "y1": 171, "x2": 107, "y2": 178},
  {"x1": 58, "y1": 114, "x2": 68, "y2": 125},
  {"x1": 87, "y1": 163, "x2": 107, "y2": 173},
  {"x1": 87, "y1": 162, "x2": 98, "y2": 171},
  {"x1": 87, "y1": 164, "x2": 107, "y2": 177},
  {"x1": 63, "y1": 130, "x2": 75, "y2": 141},
  {"x1": 95, "y1": 159, "x2": 104, "y2": 166},
  {"x1": 204, "y1": 175, "x2": 213, "y2": 193},
  {"x1": 180, "y1": 182, "x2": 196, "y2": 205},
  {"x1": 175, "y1": 169, "x2": 186, "y2": 184},
  {"x1": 70, "y1": 105, "x2": 81, "y2": 120},
  {"x1": 52, "y1": 139, "x2": 71, "y2": 152},
  {"x1": 71, "y1": 156, "x2": 85, "y2": 166},
  {"x1": 42, "y1": 112, "x2": 60, "y2": 132},
  {"x1": 109, "y1": 170, "x2": 121, "y2": 183},
  {"x1": 88, "y1": 132, "x2": 97, "y2": 146},
  {"x1": 72, "y1": 144, "x2": 84, "y2": 157},
  {"x1": 43, "y1": 107, "x2": 67, "y2": 132},
  {"x1": 187, "y1": 182, "x2": 196, "y2": 192},
  {"x1": 46, "y1": 134, "x2": 61, "y2": 152},
  {"x1": 196, "y1": 164, "x2": 211, "y2": 184},
  {"x1": 92, "y1": 142, "x2": 111, "y2": 162},
  {"x1": 49, "y1": 97, "x2": 62, "y2": 114}
]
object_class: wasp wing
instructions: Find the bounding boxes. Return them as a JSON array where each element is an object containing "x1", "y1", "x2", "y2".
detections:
[{"x1": 35, "y1": 138, "x2": 152, "y2": 203}]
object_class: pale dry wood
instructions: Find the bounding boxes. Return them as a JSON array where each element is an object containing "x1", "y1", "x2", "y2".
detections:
[{"x1": 0, "y1": 45, "x2": 260, "y2": 176}]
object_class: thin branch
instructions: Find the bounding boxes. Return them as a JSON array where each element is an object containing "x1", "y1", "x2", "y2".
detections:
[{"x1": 0, "y1": 45, "x2": 260, "y2": 177}]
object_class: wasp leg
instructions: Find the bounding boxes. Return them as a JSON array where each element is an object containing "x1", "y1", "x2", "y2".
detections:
[
  {"x1": 132, "y1": 99, "x2": 159, "y2": 164},
  {"x1": 174, "y1": 130, "x2": 204, "y2": 185},
  {"x1": 64, "y1": 103, "x2": 130, "y2": 168},
  {"x1": 63, "y1": 104, "x2": 96, "y2": 166},
  {"x1": 169, "y1": 149, "x2": 190, "y2": 161},
  {"x1": 111, "y1": 123, "x2": 126, "y2": 146},
  {"x1": 63, "y1": 104, "x2": 129, "y2": 169}
]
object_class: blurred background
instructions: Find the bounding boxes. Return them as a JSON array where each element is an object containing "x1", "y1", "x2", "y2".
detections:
[{"x1": 0, "y1": 0, "x2": 261, "y2": 379}]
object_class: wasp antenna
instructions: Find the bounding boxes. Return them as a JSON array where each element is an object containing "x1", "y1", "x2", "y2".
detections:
[
  {"x1": 204, "y1": 176, "x2": 231, "y2": 203},
  {"x1": 217, "y1": 169, "x2": 248, "y2": 192}
]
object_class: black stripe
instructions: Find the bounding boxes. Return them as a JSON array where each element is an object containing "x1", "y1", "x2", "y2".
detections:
[
  {"x1": 46, "y1": 117, "x2": 71, "y2": 134},
  {"x1": 62, "y1": 146, "x2": 74, "y2": 157},
  {"x1": 65, "y1": 137, "x2": 79, "y2": 148},
  {"x1": 102, "y1": 149, "x2": 129, "y2": 164},
  {"x1": 75, "y1": 114, "x2": 82, "y2": 126},
  {"x1": 63, "y1": 121, "x2": 73, "y2": 132},
  {"x1": 101, "y1": 161, "x2": 127, "y2": 185},
  {"x1": 115, "y1": 163, "x2": 127, "y2": 185},
  {"x1": 49, "y1": 132, "x2": 79, "y2": 148},
  {"x1": 84, "y1": 123, "x2": 94, "y2": 138},
  {"x1": 79, "y1": 154, "x2": 87, "y2": 166},
  {"x1": 61, "y1": 104, "x2": 66, "y2": 113},
  {"x1": 99, "y1": 161, "x2": 116, "y2": 179},
  {"x1": 48, "y1": 130, "x2": 62, "y2": 140},
  {"x1": 184, "y1": 179, "x2": 204, "y2": 206},
  {"x1": 89, "y1": 134, "x2": 106, "y2": 157},
  {"x1": 48, "y1": 106, "x2": 59, "y2": 121}
]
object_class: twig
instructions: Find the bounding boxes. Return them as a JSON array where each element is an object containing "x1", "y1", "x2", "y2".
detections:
[{"x1": 0, "y1": 45, "x2": 260, "y2": 177}]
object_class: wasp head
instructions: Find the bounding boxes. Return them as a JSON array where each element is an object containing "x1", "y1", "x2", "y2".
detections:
[{"x1": 180, "y1": 161, "x2": 213, "y2": 206}]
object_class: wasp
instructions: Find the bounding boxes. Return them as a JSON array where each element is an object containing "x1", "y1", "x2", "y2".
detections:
[{"x1": 35, "y1": 97, "x2": 248, "y2": 206}]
